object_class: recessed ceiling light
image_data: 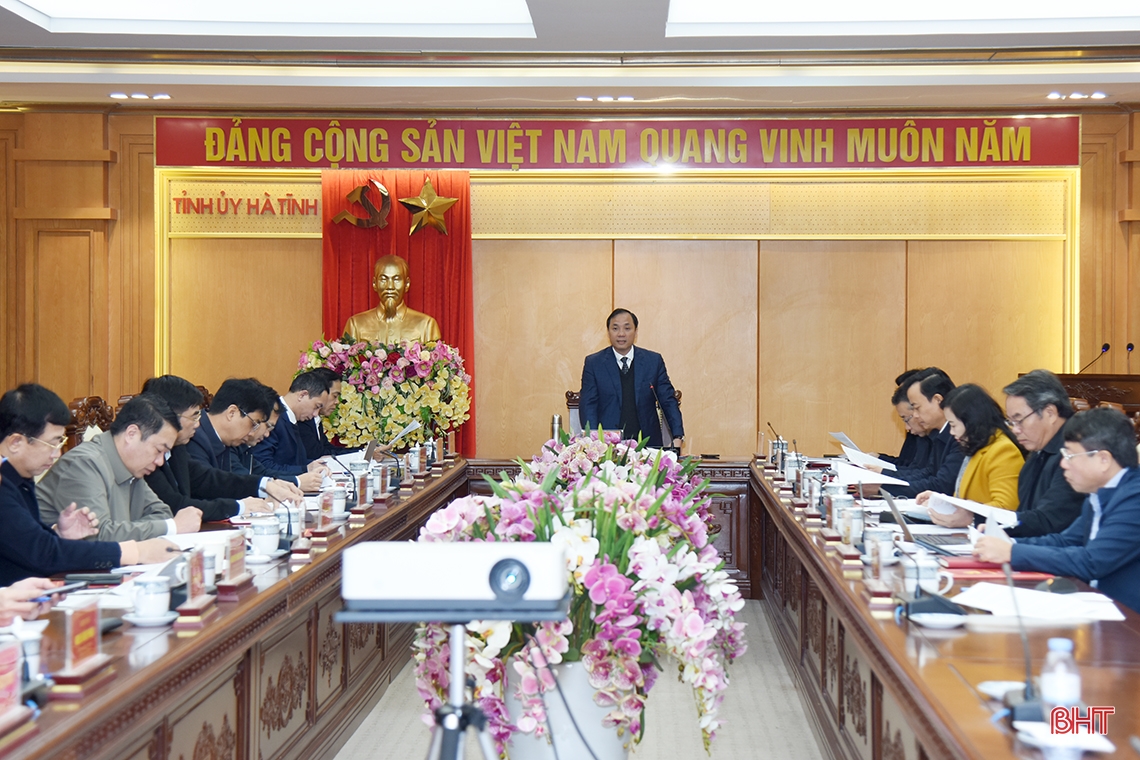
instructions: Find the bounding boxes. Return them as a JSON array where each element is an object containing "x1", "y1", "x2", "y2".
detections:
[
  {"x1": 617, "y1": 96, "x2": 635, "y2": 102},
  {"x1": 109, "y1": 92, "x2": 128, "y2": 99},
  {"x1": 153, "y1": 93, "x2": 172, "y2": 100},
  {"x1": 597, "y1": 95, "x2": 614, "y2": 102},
  {"x1": 1046, "y1": 91, "x2": 1063, "y2": 100},
  {"x1": 1070, "y1": 92, "x2": 1088, "y2": 99},
  {"x1": 130, "y1": 93, "x2": 149, "y2": 99},
  {"x1": 1091, "y1": 91, "x2": 1107, "y2": 99},
  {"x1": 576, "y1": 96, "x2": 593, "y2": 102}
]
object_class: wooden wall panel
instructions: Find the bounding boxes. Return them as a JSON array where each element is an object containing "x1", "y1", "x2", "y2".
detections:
[
  {"x1": 168, "y1": 238, "x2": 322, "y2": 396},
  {"x1": 759, "y1": 241, "x2": 907, "y2": 457},
  {"x1": 0, "y1": 122, "x2": 15, "y2": 389},
  {"x1": 108, "y1": 114, "x2": 156, "y2": 397},
  {"x1": 907, "y1": 240, "x2": 1065, "y2": 400},
  {"x1": 1079, "y1": 114, "x2": 1129, "y2": 374},
  {"x1": 22, "y1": 224, "x2": 107, "y2": 402},
  {"x1": 472, "y1": 239, "x2": 612, "y2": 458},
  {"x1": 614, "y1": 240, "x2": 758, "y2": 458},
  {"x1": 19, "y1": 113, "x2": 106, "y2": 210}
]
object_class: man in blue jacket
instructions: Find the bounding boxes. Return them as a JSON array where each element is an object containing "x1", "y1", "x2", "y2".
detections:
[
  {"x1": 578, "y1": 308, "x2": 683, "y2": 449},
  {"x1": 975, "y1": 407, "x2": 1140, "y2": 614}
]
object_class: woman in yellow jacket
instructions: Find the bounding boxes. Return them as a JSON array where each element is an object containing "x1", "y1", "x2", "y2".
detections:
[{"x1": 918, "y1": 383, "x2": 1025, "y2": 527}]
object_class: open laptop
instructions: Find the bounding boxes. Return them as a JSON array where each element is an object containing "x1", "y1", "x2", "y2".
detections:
[{"x1": 880, "y1": 491, "x2": 970, "y2": 556}]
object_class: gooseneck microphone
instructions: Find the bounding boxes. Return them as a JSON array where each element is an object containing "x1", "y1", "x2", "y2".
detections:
[
  {"x1": 1002, "y1": 562, "x2": 1044, "y2": 722},
  {"x1": 767, "y1": 421, "x2": 780, "y2": 440},
  {"x1": 1078, "y1": 343, "x2": 1110, "y2": 374},
  {"x1": 1128, "y1": 343, "x2": 1135, "y2": 373}
]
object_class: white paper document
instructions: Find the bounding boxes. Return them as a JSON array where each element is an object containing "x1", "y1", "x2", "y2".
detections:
[
  {"x1": 829, "y1": 432, "x2": 860, "y2": 452},
  {"x1": 927, "y1": 493, "x2": 1018, "y2": 527},
  {"x1": 950, "y1": 582, "x2": 1125, "y2": 622},
  {"x1": 386, "y1": 419, "x2": 422, "y2": 447},
  {"x1": 833, "y1": 461, "x2": 909, "y2": 487},
  {"x1": 840, "y1": 445, "x2": 897, "y2": 471}
]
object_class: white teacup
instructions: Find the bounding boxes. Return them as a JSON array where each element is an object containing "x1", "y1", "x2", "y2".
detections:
[
  {"x1": 132, "y1": 576, "x2": 172, "y2": 618},
  {"x1": 249, "y1": 514, "x2": 280, "y2": 556},
  {"x1": 331, "y1": 487, "x2": 347, "y2": 517},
  {"x1": 902, "y1": 554, "x2": 954, "y2": 596}
]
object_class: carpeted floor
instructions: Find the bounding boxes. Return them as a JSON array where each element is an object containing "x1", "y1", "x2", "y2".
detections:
[{"x1": 335, "y1": 600, "x2": 824, "y2": 759}]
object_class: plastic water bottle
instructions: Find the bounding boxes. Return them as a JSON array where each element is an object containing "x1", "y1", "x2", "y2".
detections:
[{"x1": 1039, "y1": 638, "x2": 1081, "y2": 715}]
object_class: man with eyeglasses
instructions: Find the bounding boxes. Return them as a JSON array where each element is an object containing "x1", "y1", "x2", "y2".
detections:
[
  {"x1": 879, "y1": 368, "x2": 964, "y2": 499},
  {"x1": 39, "y1": 394, "x2": 201, "y2": 540},
  {"x1": 0, "y1": 384, "x2": 177, "y2": 584},
  {"x1": 975, "y1": 407, "x2": 1140, "y2": 613},
  {"x1": 142, "y1": 375, "x2": 304, "y2": 522},
  {"x1": 998, "y1": 370, "x2": 1084, "y2": 537},
  {"x1": 252, "y1": 370, "x2": 336, "y2": 478},
  {"x1": 877, "y1": 369, "x2": 933, "y2": 470}
]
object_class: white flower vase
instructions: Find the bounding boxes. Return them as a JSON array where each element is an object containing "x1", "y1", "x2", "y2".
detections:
[{"x1": 505, "y1": 661, "x2": 631, "y2": 760}]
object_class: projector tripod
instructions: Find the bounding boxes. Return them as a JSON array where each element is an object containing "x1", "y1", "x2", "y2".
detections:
[{"x1": 425, "y1": 623, "x2": 498, "y2": 760}]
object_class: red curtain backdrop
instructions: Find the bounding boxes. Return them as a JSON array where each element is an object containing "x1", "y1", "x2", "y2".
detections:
[{"x1": 321, "y1": 170, "x2": 475, "y2": 456}]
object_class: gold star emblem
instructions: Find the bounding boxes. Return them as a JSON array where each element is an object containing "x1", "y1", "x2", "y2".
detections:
[{"x1": 398, "y1": 178, "x2": 458, "y2": 236}]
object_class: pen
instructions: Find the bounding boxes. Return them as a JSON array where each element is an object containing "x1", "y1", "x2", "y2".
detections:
[{"x1": 165, "y1": 547, "x2": 190, "y2": 553}]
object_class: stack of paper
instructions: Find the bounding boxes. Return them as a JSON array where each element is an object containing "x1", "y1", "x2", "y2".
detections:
[
  {"x1": 841, "y1": 445, "x2": 897, "y2": 471},
  {"x1": 950, "y1": 582, "x2": 1124, "y2": 622},
  {"x1": 928, "y1": 493, "x2": 1018, "y2": 527},
  {"x1": 833, "y1": 461, "x2": 909, "y2": 487}
]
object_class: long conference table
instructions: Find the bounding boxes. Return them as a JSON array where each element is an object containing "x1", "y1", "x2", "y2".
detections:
[{"x1": 3, "y1": 457, "x2": 1136, "y2": 759}]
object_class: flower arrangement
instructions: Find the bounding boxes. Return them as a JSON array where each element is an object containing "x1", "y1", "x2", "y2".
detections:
[
  {"x1": 413, "y1": 431, "x2": 747, "y2": 756},
  {"x1": 298, "y1": 338, "x2": 471, "y2": 448}
]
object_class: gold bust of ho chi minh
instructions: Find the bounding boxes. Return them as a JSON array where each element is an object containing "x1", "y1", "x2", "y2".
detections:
[{"x1": 343, "y1": 254, "x2": 442, "y2": 345}]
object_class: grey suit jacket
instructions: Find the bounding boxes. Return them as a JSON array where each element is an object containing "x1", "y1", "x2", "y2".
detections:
[{"x1": 37, "y1": 432, "x2": 173, "y2": 541}]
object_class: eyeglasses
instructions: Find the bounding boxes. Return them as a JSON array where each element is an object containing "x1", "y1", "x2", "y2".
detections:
[
  {"x1": 180, "y1": 409, "x2": 202, "y2": 422},
  {"x1": 1006, "y1": 409, "x2": 1041, "y2": 429},
  {"x1": 899, "y1": 413, "x2": 914, "y2": 424},
  {"x1": 25, "y1": 434, "x2": 65, "y2": 451},
  {"x1": 1059, "y1": 447, "x2": 1102, "y2": 461},
  {"x1": 239, "y1": 409, "x2": 266, "y2": 432}
]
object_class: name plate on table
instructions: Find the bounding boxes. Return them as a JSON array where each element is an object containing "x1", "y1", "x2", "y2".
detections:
[
  {"x1": 175, "y1": 548, "x2": 219, "y2": 633},
  {"x1": 0, "y1": 637, "x2": 35, "y2": 748},
  {"x1": 48, "y1": 596, "x2": 113, "y2": 700},
  {"x1": 217, "y1": 533, "x2": 253, "y2": 601}
]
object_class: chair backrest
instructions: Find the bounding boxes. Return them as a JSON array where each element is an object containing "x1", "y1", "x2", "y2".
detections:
[
  {"x1": 64, "y1": 396, "x2": 114, "y2": 452},
  {"x1": 1097, "y1": 400, "x2": 1126, "y2": 412},
  {"x1": 1070, "y1": 397, "x2": 1091, "y2": 412},
  {"x1": 565, "y1": 391, "x2": 583, "y2": 436},
  {"x1": 565, "y1": 389, "x2": 682, "y2": 442},
  {"x1": 117, "y1": 385, "x2": 211, "y2": 416}
]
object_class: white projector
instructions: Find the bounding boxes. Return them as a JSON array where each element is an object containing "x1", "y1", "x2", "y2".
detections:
[{"x1": 338, "y1": 541, "x2": 570, "y2": 623}]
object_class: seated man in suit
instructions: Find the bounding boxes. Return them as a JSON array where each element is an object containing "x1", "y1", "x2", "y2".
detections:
[
  {"x1": 253, "y1": 370, "x2": 336, "y2": 477},
  {"x1": 0, "y1": 384, "x2": 175, "y2": 584},
  {"x1": 878, "y1": 369, "x2": 933, "y2": 469},
  {"x1": 883, "y1": 368, "x2": 965, "y2": 499},
  {"x1": 225, "y1": 389, "x2": 320, "y2": 486},
  {"x1": 142, "y1": 376, "x2": 302, "y2": 522},
  {"x1": 579, "y1": 308, "x2": 683, "y2": 449},
  {"x1": 297, "y1": 368, "x2": 357, "y2": 460},
  {"x1": 975, "y1": 408, "x2": 1140, "y2": 614}
]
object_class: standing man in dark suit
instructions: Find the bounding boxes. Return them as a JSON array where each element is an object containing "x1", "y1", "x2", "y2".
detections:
[{"x1": 578, "y1": 308, "x2": 683, "y2": 448}]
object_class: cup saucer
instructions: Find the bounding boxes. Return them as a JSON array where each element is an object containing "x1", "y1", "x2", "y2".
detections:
[
  {"x1": 123, "y1": 610, "x2": 178, "y2": 627},
  {"x1": 246, "y1": 549, "x2": 288, "y2": 564}
]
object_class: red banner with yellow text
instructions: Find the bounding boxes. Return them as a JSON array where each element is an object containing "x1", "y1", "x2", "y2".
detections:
[{"x1": 156, "y1": 116, "x2": 1080, "y2": 171}]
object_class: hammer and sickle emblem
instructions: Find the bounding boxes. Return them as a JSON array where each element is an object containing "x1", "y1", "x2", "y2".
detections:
[{"x1": 332, "y1": 180, "x2": 391, "y2": 228}]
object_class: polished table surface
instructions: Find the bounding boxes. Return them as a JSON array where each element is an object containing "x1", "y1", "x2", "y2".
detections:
[
  {"x1": 4, "y1": 459, "x2": 470, "y2": 760},
  {"x1": 750, "y1": 460, "x2": 1140, "y2": 760}
]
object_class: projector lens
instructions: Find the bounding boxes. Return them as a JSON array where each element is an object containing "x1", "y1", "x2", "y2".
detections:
[{"x1": 489, "y1": 559, "x2": 529, "y2": 601}]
